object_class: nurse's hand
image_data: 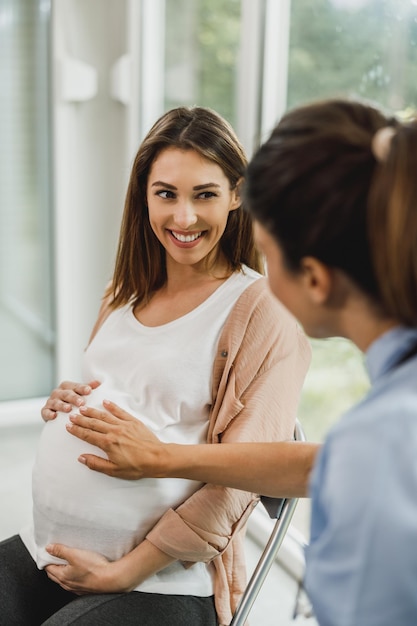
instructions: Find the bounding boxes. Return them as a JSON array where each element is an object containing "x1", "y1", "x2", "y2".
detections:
[
  {"x1": 45, "y1": 544, "x2": 133, "y2": 594},
  {"x1": 41, "y1": 380, "x2": 102, "y2": 422},
  {"x1": 66, "y1": 400, "x2": 163, "y2": 480}
]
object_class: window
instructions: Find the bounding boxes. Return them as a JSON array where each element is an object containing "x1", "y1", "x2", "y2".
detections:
[
  {"x1": 0, "y1": 0, "x2": 54, "y2": 402},
  {"x1": 164, "y1": 0, "x2": 242, "y2": 127},
  {"x1": 288, "y1": 0, "x2": 417, "y2": 114},
  {"x1": 288, "y1": 0, "x2": 417, "y2": 444}
]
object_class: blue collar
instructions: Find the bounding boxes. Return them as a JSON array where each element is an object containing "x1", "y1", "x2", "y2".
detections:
[{"x1": 365, "y1": 326, "x2": 417, "y2": 384}]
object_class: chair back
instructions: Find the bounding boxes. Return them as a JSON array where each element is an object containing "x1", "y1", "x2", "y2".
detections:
[{"x1": 229, "y1": 419, "x2": 306, "y2": 626}]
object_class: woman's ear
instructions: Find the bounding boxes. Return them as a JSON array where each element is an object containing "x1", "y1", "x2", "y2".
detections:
[
  {"x1": 300, "y1": 256, "x2": 333, "y2": 305},
  {"x1": 229, "y1": 177, "x2": 243, "y2": 211}
]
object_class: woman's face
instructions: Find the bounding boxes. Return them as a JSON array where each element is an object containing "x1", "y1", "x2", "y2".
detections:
[
  {"x1": 254, "y1": 221, "x2": 328, "y2": 338},
  {"x1": 146, "y1": 147, "x2": 240, "y2": 272}
]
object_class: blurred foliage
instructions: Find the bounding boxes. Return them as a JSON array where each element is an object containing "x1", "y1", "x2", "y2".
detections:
[
  {"x1": 197, "y1": 0, "x2": 241, "y2": 124},
  {"x1": 288, "y1": 0, "x2": 417, "y2": 112},
  {"x1": 164, "y1": 0, "x2": 241, "y2": 125},
  {"x1": 298, "y1": 337, "x2": 370, "y2": 442}
]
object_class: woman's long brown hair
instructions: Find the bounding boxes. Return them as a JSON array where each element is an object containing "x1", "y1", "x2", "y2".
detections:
[{"x1": 108, "y1": 106, "x2": 263, "y2": 310}]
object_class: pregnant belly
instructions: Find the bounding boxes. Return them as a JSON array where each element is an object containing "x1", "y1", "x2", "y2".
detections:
[{"x1": 32, "y1": 412, "x2": 200, "y2": 565}]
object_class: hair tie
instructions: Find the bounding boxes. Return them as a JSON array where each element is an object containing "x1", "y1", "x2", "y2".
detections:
[{"x1": 371, "y1": 126, "x2": 396, "y2": 162}]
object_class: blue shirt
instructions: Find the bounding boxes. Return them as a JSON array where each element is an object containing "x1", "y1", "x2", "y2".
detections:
[{"x1": 305, "y1": 326, "x2": 417, "y2": 626}]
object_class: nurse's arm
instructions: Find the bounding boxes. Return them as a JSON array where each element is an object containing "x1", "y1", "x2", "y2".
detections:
[
  {"x1": 67, "y1": 402, "x2": 319, "y2": 498},
  {"x1": 159, "y1": 439, "x2": 318, "y2": 498}
]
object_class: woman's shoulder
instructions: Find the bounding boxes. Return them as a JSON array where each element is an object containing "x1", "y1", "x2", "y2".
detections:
[
  {"x1": 87, "y1": 283, "x2": 132, "y2": 345},
  {"x1": 230, "y1": 274, "x2": 296, "y2": 327},
  {"x1": 221, "y1": 274, "x2": 308, "y2": 357}
]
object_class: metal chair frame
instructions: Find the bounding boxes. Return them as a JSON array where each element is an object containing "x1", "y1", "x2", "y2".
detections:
[{"x1": 230, "y1": 419, "x2": 306, "y2": 626}]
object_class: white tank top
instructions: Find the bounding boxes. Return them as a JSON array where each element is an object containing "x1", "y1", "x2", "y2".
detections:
[{"x1": 21, "y1": 267, "x2": 260, "y2": 596}]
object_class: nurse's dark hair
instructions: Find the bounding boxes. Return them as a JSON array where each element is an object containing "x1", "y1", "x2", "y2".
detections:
[
  {"x1": 245, "y1": 98, "x2": 417, "y2": 326},
  {"x1": 108, "y1": 106, "x2": 262, "y2": 309}
]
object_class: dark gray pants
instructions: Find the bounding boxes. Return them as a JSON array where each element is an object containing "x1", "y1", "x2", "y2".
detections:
[{"x1": 0, "y1": 536, "x2": 218, "y2": 626}]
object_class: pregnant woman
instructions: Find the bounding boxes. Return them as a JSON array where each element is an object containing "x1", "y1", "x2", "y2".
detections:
[{"x1": 0, "y1": 106, "x2": 310, "y2": 626}]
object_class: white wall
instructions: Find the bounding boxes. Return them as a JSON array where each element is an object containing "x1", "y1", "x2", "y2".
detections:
[{"x1": 52, "y1": 0, "x2": 135, "y2": 381}]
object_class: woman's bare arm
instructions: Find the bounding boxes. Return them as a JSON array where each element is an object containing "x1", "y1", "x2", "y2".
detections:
[{"x1": 45, "y1": 538, "x2": 176, "y2": 594}]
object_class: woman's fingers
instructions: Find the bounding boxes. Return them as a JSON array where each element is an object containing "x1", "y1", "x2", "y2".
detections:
[
  {"x1": 66, "y1": 403, "x2": 127, "y2": 443},
  {"x1": 78, "y1": 454, "x2": 121, "y2": 477},
  {"x1": 57, "y1": 381, "x2": 101, "y2": 407},
  {"x1": 67, "y1": 413, "x2": 111, "y2": 436},
  {"x1": 45, "y1": 544, "x2": 114, "y2": 595},
  {"x1": 79, "y1": 401, "x2": 136, "y2": 424},
  {"x1": 41, "y1": 380, "x2": 101, "y2": 421},
  {"x1": 40, "y1": 407, "x2": 58, "y2": 422}
]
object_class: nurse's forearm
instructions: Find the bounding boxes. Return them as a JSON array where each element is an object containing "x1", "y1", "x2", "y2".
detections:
[
  {"x1": 157, "y1": 441, "x2": 319, "y2": 498},
  {"x1": 69, "y1": 404, "x2": 319, "y2": 495}
]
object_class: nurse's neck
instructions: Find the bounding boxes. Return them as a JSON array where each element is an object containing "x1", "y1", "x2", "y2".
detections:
[{"x1": 338, "y1": 294, "x2": 399, "y2": 353}]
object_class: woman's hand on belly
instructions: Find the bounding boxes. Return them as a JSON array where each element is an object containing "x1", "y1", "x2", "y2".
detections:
[
  {"x1": 41, "y1": 380, "x2": 102, "y2": 422},
  {"x1": 45, "y1": 539, "x2": 176, "y2": 594},
  {"x1": 45, "y1": 544, "x2": 124, "y2": 595}
]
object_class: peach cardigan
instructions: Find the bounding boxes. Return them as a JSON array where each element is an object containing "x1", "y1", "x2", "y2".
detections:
[{"x1": 141, "y1": 278, "x2": 311, "y2": 625}]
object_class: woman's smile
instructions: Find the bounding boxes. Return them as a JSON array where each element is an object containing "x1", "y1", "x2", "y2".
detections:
[{"x1": 169, "y1": 229, "x2": 205, "y2": 246}]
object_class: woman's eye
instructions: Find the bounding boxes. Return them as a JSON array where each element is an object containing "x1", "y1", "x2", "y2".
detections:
[
  {"x1": 156, "y1": 190, "x2": 175, "y2": 199},
  {"x1": 197, "y1": 191, "x2": 217, "y2": 199}
]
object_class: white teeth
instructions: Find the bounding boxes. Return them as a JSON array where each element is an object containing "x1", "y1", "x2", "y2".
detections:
[{"x1": 171, "y1": 231, "x2": 202, "y2": 243}]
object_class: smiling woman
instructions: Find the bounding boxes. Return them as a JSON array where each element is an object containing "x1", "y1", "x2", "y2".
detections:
[
  {"x1": 0, "y1": 106, "x2": 311, "y2": 626},
  {"x1": 138, "y1": 148, "x2": 242, "y2": 327},
  {"x1": 146, "y1": 147, "x2": 240, "y2": 282}
]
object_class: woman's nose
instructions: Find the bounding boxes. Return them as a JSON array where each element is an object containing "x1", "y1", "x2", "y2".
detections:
[{"x1": 173, "y1": 201, "x2": 198, "y2": 229}]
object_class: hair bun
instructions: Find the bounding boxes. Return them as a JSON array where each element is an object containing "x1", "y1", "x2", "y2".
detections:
[{"x1": 371, "y1": 126, "x2": 396, "y2": 162}]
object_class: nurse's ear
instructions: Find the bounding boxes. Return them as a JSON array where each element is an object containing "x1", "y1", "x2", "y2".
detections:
[{"x1": 300, "y1": 256, "x2": 333, "y2": 305}]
